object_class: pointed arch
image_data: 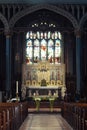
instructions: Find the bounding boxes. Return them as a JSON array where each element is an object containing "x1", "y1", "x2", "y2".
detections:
[
  {"x1": 0, "y1": 13, "x2": 9, "y2": 32},
  {"x1": 9, "y1": 4, "x2": 78, "y2": 30},
  {"x1": 79, "y1": 13, "x2": 87, "y2": 29}
]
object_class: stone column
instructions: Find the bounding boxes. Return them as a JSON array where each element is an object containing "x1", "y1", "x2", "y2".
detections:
[
  {"x1": 75, "y1": 30, "x2": 81, "y2": 93},
  {"x1": 5, "y1": 32, "x2": 11, "y2": 97}
]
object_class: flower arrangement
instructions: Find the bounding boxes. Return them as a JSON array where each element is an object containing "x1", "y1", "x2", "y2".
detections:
[
  {"x1": 34, "y1": 97, "x2": 41, "y2": 111},
  {"x1": 33, "y1": 96, "x2": 57, "y2": 112},
  {"x1": 49, "y1": 97, "x2": 56, "y2": 112}
]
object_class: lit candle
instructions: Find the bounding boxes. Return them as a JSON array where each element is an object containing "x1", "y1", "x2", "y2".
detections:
[
  {"x1": 54, "y1": 93, "x2": 55, "y2": 96},
  {"x1": 33, "y1": 93, "x2": 36, "y2": 96},
  {"x1": 16, "y1": 81, "x2": 18, "y2": 93}
]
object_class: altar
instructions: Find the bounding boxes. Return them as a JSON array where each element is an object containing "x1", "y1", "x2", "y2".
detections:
[
  {"x1": 26, "y1": 86, "x2": 63, "y2": 99},
  {"x1": 21, "y1": 61, "x2": 66, "y2": 100}
]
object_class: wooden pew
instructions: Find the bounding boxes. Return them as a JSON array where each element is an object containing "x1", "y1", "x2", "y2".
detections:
[
  {"x1": 61, "y1": 102, "x2": 87, "y2": 130},
  {"x1": 0, "y1": 109, "x2": 10, "y2": 130},
  {"x1": 74, "y1": 103, "x2": 87, "y2": 130},
  {"x1": 0, "y1": 103, "x2": 20, "y2": 130},
  {"x1": 81, "y1": 107, "x2": 87, "y2": 130},
  {"x1": 0, "y1": 110, "x2": 6, "y2": 130},
  {"x1": 0, "y1": 101, "x2": 28, "y2": 130}
]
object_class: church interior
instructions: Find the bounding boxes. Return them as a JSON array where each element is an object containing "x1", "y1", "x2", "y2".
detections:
[{"x1": 0, "y1": 0, "x2": 87, "y2": 130}]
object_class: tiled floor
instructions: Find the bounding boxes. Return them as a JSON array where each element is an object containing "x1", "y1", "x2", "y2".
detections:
[{"x1": 19, "y1": 113, "x2": 73, "y2": 130}]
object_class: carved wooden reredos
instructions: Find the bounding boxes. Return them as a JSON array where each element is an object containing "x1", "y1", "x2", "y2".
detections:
[{"x1": 22, "y1": 61, "x2": 65, "y2": 87}]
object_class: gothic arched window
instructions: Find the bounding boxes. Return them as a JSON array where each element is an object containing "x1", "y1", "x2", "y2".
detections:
[{"x1": 26, "y1": 30, "x2": 62, "y2": 64}]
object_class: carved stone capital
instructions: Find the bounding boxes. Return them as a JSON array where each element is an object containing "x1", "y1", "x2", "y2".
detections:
[
  {"x1": 4, "y1": 29, "x2": 12, "y2": 38},
  {"x1": 74, "y1": 29, "x2": 81, "y2": 38}
]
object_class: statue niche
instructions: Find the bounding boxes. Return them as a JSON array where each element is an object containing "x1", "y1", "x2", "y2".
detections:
[{"x1": 41, "y1": 79, "x2": 47, "y2": 86}]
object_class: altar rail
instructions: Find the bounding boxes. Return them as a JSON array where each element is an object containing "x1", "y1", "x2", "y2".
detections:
[
  {"x1": 0, "y1": 101, "x2": 28, "y2": 130},
  {"x1": 61, "y1": 102, "x2": 87, "y2": 130}
]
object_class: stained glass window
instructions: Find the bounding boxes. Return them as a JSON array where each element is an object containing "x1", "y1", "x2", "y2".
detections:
[
  {"x1": 41, "y1": 39, "x2": 47, "y2": 61},
  {"x1": 55, "y1": 40, "x2": 61, "y2": 63},
  {"x1": 34, "y1": 39, "x2": 39, "y2": 62},
  {"x1": 48, "y1": 39, "x2": 54, "y2": 63},
  {"x1": 26, "y1": 39, "x2": 32, "y2": 64},
  {"x1": 26, "y1": 31, "x2": 62, "y2": 64}
]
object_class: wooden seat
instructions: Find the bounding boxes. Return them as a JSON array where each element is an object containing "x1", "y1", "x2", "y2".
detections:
[
  {"x1": 61, "y1": 102, "x2": 87, "y2": 130},
  {"x1": 0, "y1": 102, "x2": 28, "y2": 130}
]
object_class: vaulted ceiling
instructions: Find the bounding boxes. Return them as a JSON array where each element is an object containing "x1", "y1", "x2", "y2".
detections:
[{"x1": 0, "y1": 0, "x2": 87, "y2": 4}]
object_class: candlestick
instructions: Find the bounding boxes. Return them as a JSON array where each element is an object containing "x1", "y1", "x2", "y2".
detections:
[{"x1": 16, "y1": 81, "x2": 18, "y2": 93}]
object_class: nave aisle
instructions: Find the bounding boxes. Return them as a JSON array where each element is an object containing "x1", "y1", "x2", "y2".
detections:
[{"x1": 19, "y1": 113, "x2": 73, "y2": 130}]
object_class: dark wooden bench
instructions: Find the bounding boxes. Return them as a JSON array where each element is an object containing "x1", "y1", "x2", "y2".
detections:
[
  {"x1": 0, "y1": 101, "x2": 28, "y2": 130},
  {"x1": 61, "y1": 102, "x2": 87, "y2": 130},
  {"x1": 0, "y1": 110, "x2": 7, "y2": 130}
]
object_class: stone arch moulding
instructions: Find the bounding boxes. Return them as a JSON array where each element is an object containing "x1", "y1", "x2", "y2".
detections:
[
  {"x1": 0, "y1": 12, "x2": 9, "y2": 32},
  {"x1": 79, "y1": 13, "x2": 87, "y2": 29},
  {"x1": 9, "y1": 4, "x2": 79, "y2": 30}
]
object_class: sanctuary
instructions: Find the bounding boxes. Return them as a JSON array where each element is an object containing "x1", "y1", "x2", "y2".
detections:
[{"x1": 21, "y1": 61, "x2": 66, "y2": 99}]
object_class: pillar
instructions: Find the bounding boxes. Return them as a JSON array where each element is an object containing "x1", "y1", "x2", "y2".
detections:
[
  {"x1": 5, "y1": 32, "x2": 11, "y2": 97},
  {"x1": 75, "y1": 30, "x2": 81, "y2": 93}
]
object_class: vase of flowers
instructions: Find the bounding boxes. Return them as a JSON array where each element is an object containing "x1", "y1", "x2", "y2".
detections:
[
  {"x1": 34, "y1": 97, "x2": 41, "y2": 111},
  {"x1": 49, "y1": 97, "x2": 56, "y2": 112}
]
